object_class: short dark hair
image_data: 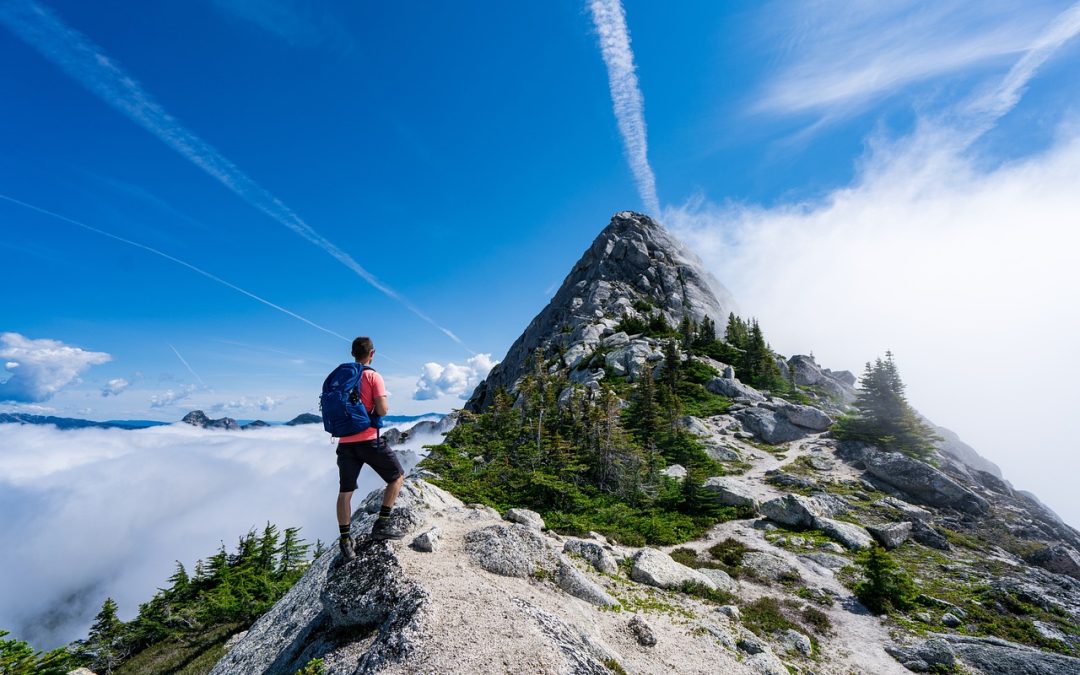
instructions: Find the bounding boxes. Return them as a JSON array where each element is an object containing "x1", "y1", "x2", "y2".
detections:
[{"x1": 351, "y1": 337, "x2": 374, "y2": 360}]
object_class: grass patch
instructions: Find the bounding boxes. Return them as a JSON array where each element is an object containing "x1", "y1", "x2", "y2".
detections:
[
  {"x1": 742, "y1": 597, "x2": 799, "y2": 636},
  {"x1": 604, "y1": 658, "x2": 629, "y2": 674}
]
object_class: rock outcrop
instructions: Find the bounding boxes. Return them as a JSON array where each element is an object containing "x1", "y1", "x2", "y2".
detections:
[
  {"x1": 466, "y1": 212, "x2": 735, "y2": 410},
  {"x1": 864, "y1": 451, "x2": 990, "y2": 515}
]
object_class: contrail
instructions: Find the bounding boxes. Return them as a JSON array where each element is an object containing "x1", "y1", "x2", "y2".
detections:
[
  {"x1": 0, "y1": 0, "x2": 470, "y2": 353},
  {"x1": 0, "y1": 194, "x2": 350, "y2": 343},
  {"x1": 588, "y1": 0, "x2": 660, "y2": 216},
  {"x1": 168, "y1": 344, "x2": 207, "y2": 388}
]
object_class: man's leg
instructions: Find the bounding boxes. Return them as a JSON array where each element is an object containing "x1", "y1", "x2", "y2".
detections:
[
  {"x1": 382, "y1": 474, "x2": 404, "y2": 508},
  {"x1": 336, "y1": 444, "x2": 363, "y2": 561},
  {"x1": 337, "y1": 491, "x2": 354, "y2": 527}
]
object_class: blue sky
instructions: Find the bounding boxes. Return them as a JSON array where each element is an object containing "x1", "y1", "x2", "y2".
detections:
[{"x1": 3, "y1": 0, "x2": 1080, "y2": 522}]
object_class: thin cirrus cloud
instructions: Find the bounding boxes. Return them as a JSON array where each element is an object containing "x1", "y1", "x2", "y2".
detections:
[
  {"x1": 0, "y1": 195, "x2": 349, "y2": 344},
  {"x1": 665, "y1": 3, "x2": 1080, "y2": 527},
  {"x1": 754, "y1": 0, "x2": 1074, "y2": 118},
  {"x1": 0, "y1": 332, "x2": 111, "y2": 404},
  {"x1": 588, "y1": 0, "x2": 660, "y2": 216},
  {"x1": 0, "y1": 0, "x2": 468, "y2": 353},
  {"x1": 210, "y1": 0, "x2": 354, "y2": 53}
]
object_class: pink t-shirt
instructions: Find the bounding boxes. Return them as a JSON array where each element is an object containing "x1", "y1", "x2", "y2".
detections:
[{"x1": 338, "y1": 368, "x2": 387, "y2": 443}]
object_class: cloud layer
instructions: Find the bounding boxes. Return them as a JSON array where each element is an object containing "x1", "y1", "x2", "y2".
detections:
[
  {"x1": 0, "y1": 420, "x2": 439, "y2": 649},
  {"x1": 0, "y1": 332, "x2": 111, "y2": 403},
  {"x1": 413, "y1": 353, "x2": 497, "y2": 401},
  {"x1": 588, "y1": 0, "x2": 660, "y2": 215}
]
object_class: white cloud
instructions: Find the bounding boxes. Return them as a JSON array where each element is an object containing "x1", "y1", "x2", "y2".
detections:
[
  {"x1": 100, "y1": 378, "x2": 129, "y2": 397},
  {"x1": 666, "y1": 124, "x2": 1080, "y2": 531},
  {"x1": 0, "y1": 421, "x2": 435, "y2": 648},
  {"x1": 0, "y1": 333, "x2": 111, "y2": 403},
  {"x1": 210, "y1": 395, "x2": 284, "y2": 414},
  {"x1": 149, "y1": 384, "x2": 196, "y2": 409},
  {"x1": 413, "y1": 354, "x2": 497, "y2": 401},
  {"x1": 755, "y1": 0, "x2": 1073, "y2": 117},
  {"x1": 588, "y1": 0, "x2": 660, "y2": 215}
]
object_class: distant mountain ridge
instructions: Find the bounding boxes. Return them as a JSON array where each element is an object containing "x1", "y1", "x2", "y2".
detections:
[{"x1": 0, "y1": 412, "x2": 169, "y2": 430}]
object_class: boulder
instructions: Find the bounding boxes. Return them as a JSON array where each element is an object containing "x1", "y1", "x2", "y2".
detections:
[
  {"x1": 760, "y1": 494, "x2": 823, "y2": 528},
  {"x1": 813, "y1": 517, "x2": 875, "y2": 550},
  {"x1": 941, "y1": 612, "x2": 962, "y2": 628},
  {"x1": 661, "y1": 464, "x2": 688, "y2": 480},
  {"x1": 505, "y1": 508, "x2": 546, "y2": 530},
  {"x1": 1028, "y1": 545, "x2": 1080, "y2": 580},
  {"x1": 798, "y1": 552, "x2": 849, "y2": 572},
  {"x1": 464, "y1": 503, "x2": 501, "y2": 519},
  {"x1": 706, "y1": 376, "x2": 767, "y2": 402},
  {"x1": 630, "y1": 548, "x2": 717, "y2": 590},
  {"x1": 910, "y1": 520, "x2": 951, "y2": 551},
  {"x1": 463, "y1": 524, "x2": 558, "y2": 578},
  {"x1": 734, "y1": 407, "x2": 807, "y2": 444},
  {"x1": 410, "y1": 527, "x2": 441, "y2": 552},
  {"x1": 774, "y1": 401, "x2": 833, "y2": 431},
  {"x1": 867, "y1": 522, "x2": 912, "y2": 550},
  {"x1": 778, "y1": 628, "x2": 813, "y2": 657},
  {"x1": 698, "y1": 568, "x2": 738, "y2": 592},
  {"x1": 719, "y1": 605, "x2": 741, "y2": 621},
  {"x1": 863, "y1": 451, "x2": 990, "y2": 515},
  {"x1": 628, "y1": 616, "x2": 657, "y2": 647},
  {"x1": 321, "y1": 541, "x2": 428, "y2": 630},
  {"x1": 885, "y1": 638, "x2": 955, "y2": 671},
  {"x1": 554, "y1": 557, "x2": 619, "y2": 607},
  {"x1": 703, "y1": 476, "x2": 759, "y2": 510},
  {"x1": 937, "y1": 634, "x2": 1080, "y2": 675},
  {"x1": 562, "y1": 538, "x2": 619, "y2": 575},
  {"x1": 741, "y1": 552, "x2": 801, "y2": 582}
]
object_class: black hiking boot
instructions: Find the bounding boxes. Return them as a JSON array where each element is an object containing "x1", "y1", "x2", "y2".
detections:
[
  {"x1": 339, "y1": 534, "x2": 356, "y2": 561},
  {"x1": 369, "y1": 515, "x2": 406, "y2": 540}
]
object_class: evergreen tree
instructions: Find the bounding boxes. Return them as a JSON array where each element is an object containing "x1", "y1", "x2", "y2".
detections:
[
  {"x1": 279, "y1": 527, "x2": 311, "y2": 579},
  {"x1": 83, "y1": 597, "x2": 126, "y2": 674},
  {"x1": 836, "y1": 352, "x2": 939, "y2": 459},
  {"x1": 854, "y1": 545, "x2": 916, "y2": 614},
  {"x1": 724, "y1": 313, "x2": 748, "y2": 349}
]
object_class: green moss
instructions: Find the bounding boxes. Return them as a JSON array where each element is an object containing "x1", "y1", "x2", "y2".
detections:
[{"x1": 604, "y1": 657, "x2": 629, "y2": 674}]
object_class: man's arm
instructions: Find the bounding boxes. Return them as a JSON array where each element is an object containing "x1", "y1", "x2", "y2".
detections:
[{"x1": 373, "y1": 395, "x2": 389, "y2": 417}]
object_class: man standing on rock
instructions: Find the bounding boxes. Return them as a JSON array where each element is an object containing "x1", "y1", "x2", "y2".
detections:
[{"x1": 336, "y1": 337, "x2": 405, "y2": 561}]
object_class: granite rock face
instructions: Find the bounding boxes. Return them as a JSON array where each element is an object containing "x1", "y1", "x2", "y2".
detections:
[
  {"x1": 864, "y1": 451, "x2": 990, "y2": 515},
  {"x1": 466, "y1": 212, "x2": 735, "y2": 410}
]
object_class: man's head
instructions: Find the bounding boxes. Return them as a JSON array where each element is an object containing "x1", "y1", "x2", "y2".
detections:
[{"x1": 351, "y1": 336, "x2": 375, "y2": 364}]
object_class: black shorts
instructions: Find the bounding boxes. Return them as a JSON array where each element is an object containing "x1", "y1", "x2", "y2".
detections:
[{"x1": 336, "y1": 437, "x2": 403, "y2": 492}]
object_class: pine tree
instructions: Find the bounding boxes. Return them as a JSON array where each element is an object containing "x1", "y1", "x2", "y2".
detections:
[
  {"x1": 854, "y1": 545, "x2": 916, "y2": 614},
  {"x1": 837, "y1": 352, "x2": 939, "y2": 459},
  {"x1": 724, "y1": 313, "x2": 748, "y2": 349},
  {"x1": 257, "y1": 522, "x2": 280, "y2": 573},
  {"x1": 84, "y1": 597, "x2": 126, "y2": 674},
  {"x1": 279, "y1": 527, "x2": 311, "y2": 579}
]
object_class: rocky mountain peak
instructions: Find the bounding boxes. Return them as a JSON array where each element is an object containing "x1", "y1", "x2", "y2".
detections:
[{"x1": 467, "y1": 211, "x2": 736, "y2": 409}]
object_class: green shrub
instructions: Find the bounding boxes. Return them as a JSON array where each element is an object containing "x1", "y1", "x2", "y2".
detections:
[
  {"x1": 800, "y1": 606, "x2": 832, "y2": 634},
  {"x1": 295, "y1": 658, "x2": 326, "y2": 675},
  {"x1": 742, "y1": 597, "x2": 797, "y2": 636},
  {"x1": 678, "y1": 581, "x2": 734, "y2": 605},
  {"x1": 708, "y1": 539, "x2": 751, "y2": 568}
]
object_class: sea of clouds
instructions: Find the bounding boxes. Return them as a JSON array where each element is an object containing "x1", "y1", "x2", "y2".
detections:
[{"x1": 0, "y1": 418, "x2": 441, "y2": 649}]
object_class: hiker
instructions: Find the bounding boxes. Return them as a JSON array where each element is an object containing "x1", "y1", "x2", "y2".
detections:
[{"x1": 331, "y1": 336, "x2": 405, "y2": 561}]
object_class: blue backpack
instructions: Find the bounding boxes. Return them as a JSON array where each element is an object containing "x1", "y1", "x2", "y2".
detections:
[{"x1": 320, "y1": 362, "x2": 384, "y2": 438}]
